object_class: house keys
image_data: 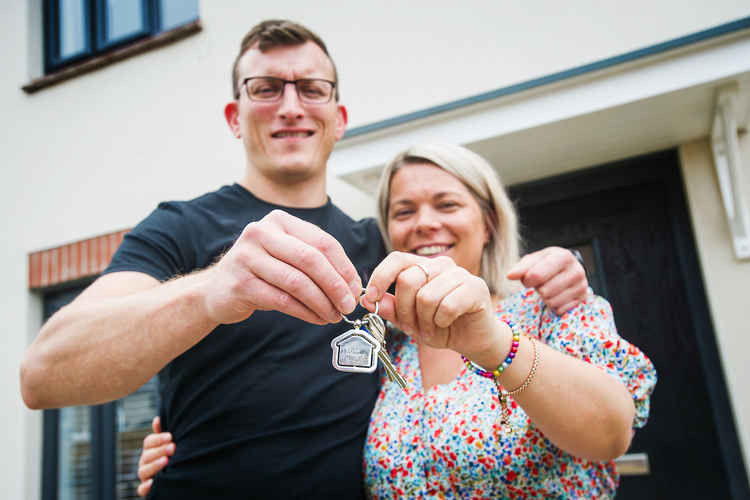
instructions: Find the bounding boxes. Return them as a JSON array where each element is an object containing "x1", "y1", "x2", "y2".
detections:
[{"x1": 331, "y1": 300, "x2": 407, "y2": 390}]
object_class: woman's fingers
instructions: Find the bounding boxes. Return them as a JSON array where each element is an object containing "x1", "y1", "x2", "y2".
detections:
[
  {"x1": 365, "y1": 253, "x2": 453, "y2": 303},
  {"x1": 413, "y1": 269, "x2": 465, "y2": 338},
  {"x1": 363, "y1": 256, "x2": 492, "y2": 350},
  {"x1": 394, "y1": 265, "x2": 431, "y2": 334}
]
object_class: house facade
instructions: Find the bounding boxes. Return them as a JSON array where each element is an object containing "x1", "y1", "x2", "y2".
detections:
[{"x1": 3, "y1": 1, "x2": 750, "y2": 498}]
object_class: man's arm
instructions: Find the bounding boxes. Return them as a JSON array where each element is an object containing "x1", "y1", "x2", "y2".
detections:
[
  {"x1": 20, "y1": 210, "x2": 362, "y2": 409},
  {"x1": 20, "y1": 271, "x2": 217, "y2": 409}
]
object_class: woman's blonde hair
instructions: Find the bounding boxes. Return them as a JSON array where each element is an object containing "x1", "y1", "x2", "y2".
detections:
[{"x1": 376, "y1": 144, "x2": 520, "y2": 297}]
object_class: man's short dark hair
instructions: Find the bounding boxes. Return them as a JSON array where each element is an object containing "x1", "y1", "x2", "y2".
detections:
[{"x1": 231, "y1": 19, "x2": 340, "y2": 101}]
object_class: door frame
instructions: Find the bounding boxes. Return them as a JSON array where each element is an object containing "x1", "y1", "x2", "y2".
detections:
[{"x1": 509, "y1": 149, "x2": 749, "y2": 499}]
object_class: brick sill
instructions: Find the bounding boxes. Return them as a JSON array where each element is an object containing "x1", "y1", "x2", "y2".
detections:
[{"x1": 22, "y1": 20, "x2": 202, "y2": 94}]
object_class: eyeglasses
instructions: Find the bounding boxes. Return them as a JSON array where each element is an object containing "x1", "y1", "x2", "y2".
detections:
[{"x1": 241, "y1": 77, "x2": 337, "y2": 104}]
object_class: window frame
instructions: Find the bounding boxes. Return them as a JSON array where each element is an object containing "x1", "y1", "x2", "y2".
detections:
[
  {"x1": 41, "y1": 0, "x2": 197, "y2": 75},
  {"x1": 40, "y1": 283, "x2": 156, "y2": 500}
]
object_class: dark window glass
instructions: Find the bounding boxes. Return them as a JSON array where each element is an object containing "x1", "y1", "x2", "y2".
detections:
[
  {"x1": 41, "y1": 284, "x2": 160, "y2": 499},
  {"x1": 58, "y1": 406, "x2": 92, "y2": 500},
  {"x1": 115, "y1": 378, "x2": 160, "y2": 499}
]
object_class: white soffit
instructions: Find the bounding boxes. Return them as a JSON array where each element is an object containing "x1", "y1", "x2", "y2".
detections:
[{"x1": 332, "y1": 30, "x2": 750, "y2": 192}]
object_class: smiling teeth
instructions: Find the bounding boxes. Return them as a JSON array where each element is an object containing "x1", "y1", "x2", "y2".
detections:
[
  {"x1": 274, "y1": 131, "x2": 311, "y2": 138},
  {"x1": 415, "y1": 245, "x2": 449, "y2": 256}
]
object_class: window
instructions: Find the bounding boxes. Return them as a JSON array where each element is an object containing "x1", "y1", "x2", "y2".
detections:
[
  {"x1": 42, "y1": 286, "x2": 161, "y2": 500},
  {"x1": 43, "y1": 0, "x2": 199, "y2": 73}
]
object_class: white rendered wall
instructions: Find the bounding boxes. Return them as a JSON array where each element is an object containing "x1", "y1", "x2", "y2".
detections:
[
  {"x1": 680, "y1": 137, "x2": 750, "y2": 476},
  {"x1": 4, "y1": 1, "x2": 750, "y2": 498}
]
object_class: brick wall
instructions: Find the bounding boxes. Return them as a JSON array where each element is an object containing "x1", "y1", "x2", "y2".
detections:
[{"x1": 28, "y1": 229, "x2": 130, "y2": 289}]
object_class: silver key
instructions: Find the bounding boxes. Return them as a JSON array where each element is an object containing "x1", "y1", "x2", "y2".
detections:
[{"x1": 364, "y1": 312, "x2": 408, "y2": 390}]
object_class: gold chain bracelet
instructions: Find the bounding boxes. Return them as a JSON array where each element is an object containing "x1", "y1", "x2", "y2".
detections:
[{"x1": 495, "y1": 335, "x2": 539, "y2": 428}]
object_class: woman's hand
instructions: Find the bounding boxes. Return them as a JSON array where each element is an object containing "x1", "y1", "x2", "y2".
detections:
[
  {"x1": 136, "y1": 416, "x2": 175, "y2": 497},
  {"x1": 362, "y1": 252, "x2": 508, "y2": 362}
]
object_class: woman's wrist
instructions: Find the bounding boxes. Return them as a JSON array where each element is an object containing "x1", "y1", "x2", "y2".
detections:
[{"x1": 462, "y1": 317, "x2": 514, "y2": 374}]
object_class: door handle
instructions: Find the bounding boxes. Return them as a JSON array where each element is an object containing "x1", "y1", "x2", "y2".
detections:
[{"x1": 614, "y1": 452, "x2": 650, "y2": 475}]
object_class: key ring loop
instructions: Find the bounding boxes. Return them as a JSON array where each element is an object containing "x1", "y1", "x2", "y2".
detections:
[{"x1": 341, "y1": 290, "x2": 379, "y2": 325}]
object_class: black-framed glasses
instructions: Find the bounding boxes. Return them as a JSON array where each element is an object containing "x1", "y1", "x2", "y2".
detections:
[{"x1": 241, "y1": 77, "x2": 337, "y2": 104}]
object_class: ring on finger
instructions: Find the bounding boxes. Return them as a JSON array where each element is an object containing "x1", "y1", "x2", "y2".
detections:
[{"x1": 415, "y1": 263, "x2": 430, "y2": 282}]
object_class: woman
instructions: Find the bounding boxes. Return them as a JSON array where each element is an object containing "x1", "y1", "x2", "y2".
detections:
[{"x1": 137, "y1": 144, "x2": 655, "y2": 498}]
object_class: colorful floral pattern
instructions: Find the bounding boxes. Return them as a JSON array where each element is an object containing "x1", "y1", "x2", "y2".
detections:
[{"x1": 363, "y1": 289, "x2": 656, "y2": 499}]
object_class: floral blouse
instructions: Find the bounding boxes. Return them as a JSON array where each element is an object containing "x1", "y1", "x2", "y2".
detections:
[{"x1": 363, "y1": 289, "x2": 656, "y2": 499}]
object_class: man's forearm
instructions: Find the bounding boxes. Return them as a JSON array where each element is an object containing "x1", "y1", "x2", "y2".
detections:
[{"x1": 20, "y1": 271, "x2": 219, "y2": 409}]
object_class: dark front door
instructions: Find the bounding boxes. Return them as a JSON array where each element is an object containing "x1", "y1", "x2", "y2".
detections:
[{"x1": 509, "y1": 150, "x2": 749, "y2": 499}]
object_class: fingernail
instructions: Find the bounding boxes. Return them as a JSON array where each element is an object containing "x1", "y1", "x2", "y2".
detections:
[
  {"x1": 167, "y1": 443, "x2": 175, "y2": 453},
  {"x1": 340, "y1": 294, "x2": 356, "y2": 313},
  {"x1": 366, "y1": 285, "x2": 378, "y2": 301},
  {"x1": 349, "y1": 279, "x2": 362, "y2": 299}
]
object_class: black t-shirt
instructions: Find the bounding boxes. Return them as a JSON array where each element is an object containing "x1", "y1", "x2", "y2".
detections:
[{"x1": 104, "y1": 184, "x2": 386, "y2": 499}]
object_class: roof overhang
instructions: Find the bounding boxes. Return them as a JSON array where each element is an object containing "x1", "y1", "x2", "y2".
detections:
[{"x1": 331, "y1": 23, "x2": 750, "y2": 192}]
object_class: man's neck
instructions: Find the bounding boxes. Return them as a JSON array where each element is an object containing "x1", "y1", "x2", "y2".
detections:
[{"x1": 238, "y1": 168, "x2": 328, "y2": 209}]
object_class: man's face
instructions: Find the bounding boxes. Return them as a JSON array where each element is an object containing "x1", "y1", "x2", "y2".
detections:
[{"x1": 228, "y1": 41, "x2": 347, "y2": 185}]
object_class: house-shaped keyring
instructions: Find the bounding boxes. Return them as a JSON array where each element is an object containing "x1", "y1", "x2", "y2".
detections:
[{"x1": 330, "y1": 328, "x2": 381, "y2": 373}]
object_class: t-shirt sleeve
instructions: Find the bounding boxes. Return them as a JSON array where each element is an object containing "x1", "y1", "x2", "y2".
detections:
[
  {"x1": 538, "y1": 294, "x2": 657, "y2": 429},
  {"x1": 104, "y1": 201, "x2": 196, "y2": 282}
]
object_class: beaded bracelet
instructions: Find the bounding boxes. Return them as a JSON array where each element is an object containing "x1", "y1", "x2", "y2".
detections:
[
  {"x1": 460, "y1": 320, "x2": 521, "y2": 379},
  {"x1": 461, "y1": 320, "x2": 540, "y2": 429}
]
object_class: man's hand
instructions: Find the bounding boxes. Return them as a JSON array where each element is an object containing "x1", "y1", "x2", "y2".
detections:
[
  {"x1": 202, "y1": 209, "x2": 363, "y2": 325},
  {"x1": 506, "y1": 247, "x2": 588, "y2": 315}
]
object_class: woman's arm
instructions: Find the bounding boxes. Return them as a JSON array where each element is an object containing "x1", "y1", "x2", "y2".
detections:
[{"x1": 364, "y1": 252, "x2": 654, "y2": 461}]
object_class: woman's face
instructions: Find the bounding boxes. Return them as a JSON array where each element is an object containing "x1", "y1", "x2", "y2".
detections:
[{"x1": 386, "y1": 162, "x2": 489, "y2": 276}]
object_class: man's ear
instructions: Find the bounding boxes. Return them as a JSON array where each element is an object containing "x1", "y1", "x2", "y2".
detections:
[
  {"x1": 334, "y1": 105, "x2": 348, "y2": 141},
  {"x1": 224, "y1": 101, "x2": 241, "y2": 138}
]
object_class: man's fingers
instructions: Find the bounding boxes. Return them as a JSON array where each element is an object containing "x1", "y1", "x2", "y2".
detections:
[
  {"x1": 246, "y1": 252, "x2": 341, "y2": 323},
  {"x1": 137, "y1": 479, "x2": 152, "y2": 497},
  {"x1": 142, "y1": 432, "x2": 172, "y2": 451},
  {"x1": 137, "y1": 454, "x2": 169, "y2": 481},
  {"x1": 519, "y1": 246, "x2": 582, "y2": 289},
  {"x1": 267, "y1": 210, "x2": 362, "y2": 299},
  {"x1": 506, "y1": 250, "x2": 546, "y2": 280},
  {"x1": 536, "y1": 263, "x2": 584, "y2": 302},
  {"x1": 245, "y1": 226, "x2": 357, "y2": 319},
  {"x1": 239, "y1": 274, "x2": 330, "y2": 325},
  {"x1": 544, "y1": 282, "x2": 588, "y2": 314},
  {"x1": 554, "y1": 300, "x2": 582, "y2": 316},
  {"x1": 139, "y1": 442, "x2": 175, "y2": 468},
  {"x1": 151, "y1": 416, "x2": 161, "y2": 434}
]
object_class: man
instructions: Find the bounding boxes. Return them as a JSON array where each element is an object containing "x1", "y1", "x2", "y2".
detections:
[{"x1": 20, "y1": 20, "x2": 588, "y2": 498}]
